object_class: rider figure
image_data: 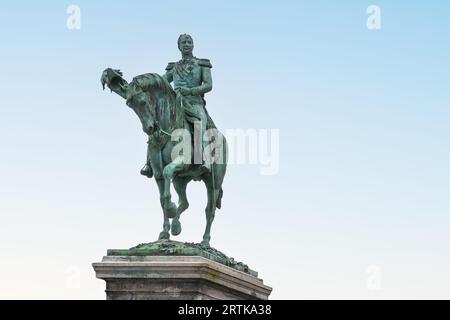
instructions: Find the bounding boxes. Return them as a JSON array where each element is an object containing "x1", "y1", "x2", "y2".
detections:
[{"x1": 141, "y1": 34, "x2": 213, "y2": 178}]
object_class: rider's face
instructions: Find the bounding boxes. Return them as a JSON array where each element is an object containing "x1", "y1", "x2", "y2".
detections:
[{"x1": 178, "y1": 37, "x2": 193, "y2": 55}]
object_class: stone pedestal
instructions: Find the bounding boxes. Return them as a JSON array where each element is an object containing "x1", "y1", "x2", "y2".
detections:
[{"x1": 93, "y1": 255, "x2": 272, "y2": 300}]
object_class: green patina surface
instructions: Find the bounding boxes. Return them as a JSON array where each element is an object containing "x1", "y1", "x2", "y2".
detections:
[
  {"x1": 101, "y1": 34, "x2": 227, "y2": 248},
  {"x1": 107, "y1": 240, "x2": 258, "y2": 277}
]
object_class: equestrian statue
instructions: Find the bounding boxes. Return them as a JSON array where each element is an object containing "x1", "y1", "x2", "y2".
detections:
[{"x1": 101, "y1": 34, "x2": 227, "y2": 247}]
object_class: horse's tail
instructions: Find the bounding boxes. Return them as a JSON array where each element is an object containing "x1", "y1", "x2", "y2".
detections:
[{"x1": 216, "y1": 187, "x2": 223, "y2": 210}]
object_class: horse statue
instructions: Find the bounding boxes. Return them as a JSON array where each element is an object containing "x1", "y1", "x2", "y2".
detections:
[{"x1": 101, "y1": 68, "x2": 227, "y2": 247}]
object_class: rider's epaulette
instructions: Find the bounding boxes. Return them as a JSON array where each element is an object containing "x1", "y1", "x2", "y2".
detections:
[
  {"x1": 165, "y1": 62, "x2": 175, "y2": 71},
  {"x1": 197, "y1": 58, "x2": 212, "y2": 68}
]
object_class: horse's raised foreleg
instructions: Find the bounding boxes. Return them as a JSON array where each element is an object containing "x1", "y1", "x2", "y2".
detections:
[
  {"x1": 155, "y1": 177, "x2": 170, "y2": 240},
  {"x1": 174, "y1": 177, "x2": 189, "y2": 215},
  {"x1": 171, "y1": 177, "x2": 190, "y2": 236},
  {"x1": 162, "y1": 156, "x2": 186, "y2": 220}
]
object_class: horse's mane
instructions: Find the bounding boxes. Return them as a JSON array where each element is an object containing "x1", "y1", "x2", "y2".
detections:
[
  {"x1": 131, "y1": 73, "x2": 175, "y2": 100},
  {"x1": 130, "y1": 73, "x2": 184, "y2": 134}
]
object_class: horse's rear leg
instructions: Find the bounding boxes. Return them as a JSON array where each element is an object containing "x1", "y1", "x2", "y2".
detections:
[{"x1": 201, "y1": 183, "x2": 219, "y2": 247}]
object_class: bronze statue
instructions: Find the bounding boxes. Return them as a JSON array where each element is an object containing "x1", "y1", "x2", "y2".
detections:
[{"x1": 101, "y1": 35, "x2": 227, "y2": 247}]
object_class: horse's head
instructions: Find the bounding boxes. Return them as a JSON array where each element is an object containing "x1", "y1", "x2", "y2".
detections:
[
  {"x1": 126, "y1": 79, "x2": 157, "y2": 135},
  {"x1": 125, "y1": 74, "x2": 176, "y2": 135}
]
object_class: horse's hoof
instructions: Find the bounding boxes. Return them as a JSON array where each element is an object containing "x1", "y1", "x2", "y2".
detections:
[
  {"x1": 171, "y1": 219, "x2": 182, "y2": 236},
  {"x1": 165, "y1": 203, "x2": 177, "y2": 219},
  {"x1": 200, "y1": 240, "x2": 210, "y2": 247},
  {"x1": 158, "y1": 231, "x2": 170, "y2": 240}
]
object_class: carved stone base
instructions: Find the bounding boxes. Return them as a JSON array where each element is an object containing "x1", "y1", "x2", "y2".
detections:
[{"x1": 92, "y1": 255, "x2": 272, "y2": 300}]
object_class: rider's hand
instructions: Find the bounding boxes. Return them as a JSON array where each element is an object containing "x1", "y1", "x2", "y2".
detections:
[{"x1": 179, "y1": 87, "x2": 191, "y2": 96}]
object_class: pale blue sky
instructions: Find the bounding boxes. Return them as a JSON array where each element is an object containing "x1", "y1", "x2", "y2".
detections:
[{"x1": 0, "y1": 1, "x2": 449, "y2": 299}]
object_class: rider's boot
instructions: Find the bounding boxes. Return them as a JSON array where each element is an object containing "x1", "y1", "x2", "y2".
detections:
[{"x1": 140, "y1": 164, "x2": 153, "y2": 178}]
